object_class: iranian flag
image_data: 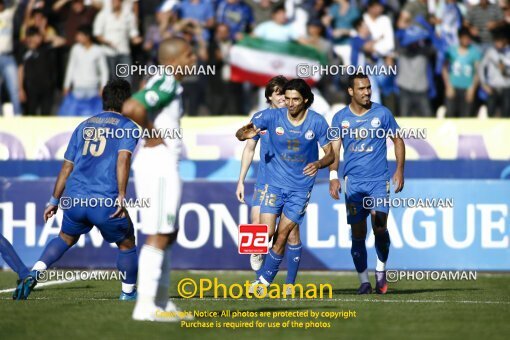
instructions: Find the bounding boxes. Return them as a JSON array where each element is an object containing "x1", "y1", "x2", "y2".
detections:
[{"x1": 229, "y1": 37, "x2": 328, "y2": 86}]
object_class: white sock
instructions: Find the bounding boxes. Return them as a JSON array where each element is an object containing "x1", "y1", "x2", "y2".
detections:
[
  {"x1": 32, "y1": 261, "x2": 47, "y2": 271},
  {"x1": 155, "y1": 246, "x2": 172, "y2": 309},
  {"x1": 358, "y1": 269, "x2": 369, "y2": 284},
  {"x1": 376, "y1": 258, "x2": 386, "y2": 272},
  {"x1": 122, "y1": 283, "x2": 135, "y2": 294},
  {"x1": 136, "y1": 245, "x2": 164, "y2": 306}
]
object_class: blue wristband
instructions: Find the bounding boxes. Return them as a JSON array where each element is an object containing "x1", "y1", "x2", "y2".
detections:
[{"x1": 49, "y1": 196, "x2": 59, "y2": 206}]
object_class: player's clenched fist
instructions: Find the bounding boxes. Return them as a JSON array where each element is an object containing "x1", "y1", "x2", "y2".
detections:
[
  {"x1": 235, "y1": 122, "x2": 261, "y2": 141},
  {"x1": 329, "y1": 179, "x2": 341, "y2": 200}
]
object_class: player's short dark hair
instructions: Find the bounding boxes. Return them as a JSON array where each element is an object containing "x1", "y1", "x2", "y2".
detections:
[
  {"x1": 272, "y1": 4, "x2": 285, "y2": 14},
  {"x1": 25, "y1": 26, "x2": 41, "y2": 38},
  {"x1": 32, "y1": 8, "x2": 46, "y2": 17},
  {"x1": 367, "y1": 0, "x2": 384, "y2": 8},
  {"x1": 491, "y1": 25, "x2": 510, "y2": 42},
  {"x1": 77, "y1": 24, "x2": 93, "y2": 39},
  {"x1": 283, "y1": 78, "x2": 314, "y2": 109},
  {"x1": 353, "y1": 17, "x2": 365, "y2": 30},
  {"x1": 102, "y1": 79, "x2": 131, "y2": 112},
  {"x1": 348, "y1": 73, "x2": 370, "y2": 89},
  {"x1": 265, "y1": 75, "x2": 288, "y2": 104},
  {"x1": 458, "y1": 27, "x2": 471, "y2": 39}
]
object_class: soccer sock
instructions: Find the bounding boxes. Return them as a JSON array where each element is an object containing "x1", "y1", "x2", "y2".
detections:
[
  {"x1": 117, "y1": 247, "x2": 138, "y2": 294},
  {"x1": 351, "y1": 237, "x2": 368, "y2": 280},
  {"x1": 259, "y1": 250, "x2": 283, "y2": 285},
  {"x1": 285, "y1": 243, "x2": 302, "y2": 284},
  {"x1": 34, "y1": 236, "x2": 71, "y2": 271},
  {"x1": 0, "y1": 234, "x2": 29, "y2": 279},
  {"x1": 155, "y1": 246, "x2": 172, "y2": 309},
  {"x1": 375, "y1": 230, "x2": 390, "y2": 272},
  {"x1": 136, "y1": 245, "x2": 164, "y2": 306},
  {"x1": 255, "y1": 254, "x2": 266, "y2": 279}
]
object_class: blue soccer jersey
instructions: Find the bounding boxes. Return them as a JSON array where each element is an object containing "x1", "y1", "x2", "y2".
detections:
[
  {"x1": 331, "y1": 102, "x2": 399, "y2": 181},
  {"x1": 251, "y1": 108, "x2": 330, "y2": 192},
  {"x1": 253, "y1": 130, "x2": 269, "y2": 186},
  {"x1": 63, "y1": 111, "x2": 140, "y2": 199}
]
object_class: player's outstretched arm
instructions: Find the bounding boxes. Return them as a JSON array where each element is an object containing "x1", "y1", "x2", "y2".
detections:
[
  {"x1": 111, "y1": 151, "x2": 132, "y2": 218},
  {"x1": 391, "y1": 136, "x2": 405, "y2": 193},
  {"x1": 328, "y1": 140, "x2": 341, "y2": 200},
  {"x1": 236, "y1": 138, "x2": 258, "y2": 203},
  {"x1": 44, "y1": 160, "x2": 74, "y2": 222},
  {"x1": 303, "y1": 143, "x2": 335, "y2": 177},
  {"x1": 235, "y1": 122, "x2": 260, "y2": 141}
]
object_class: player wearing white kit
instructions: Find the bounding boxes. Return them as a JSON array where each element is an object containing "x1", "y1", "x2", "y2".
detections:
[{"x1": 122, "y1": 37, "x2": 196, "y2": 322}]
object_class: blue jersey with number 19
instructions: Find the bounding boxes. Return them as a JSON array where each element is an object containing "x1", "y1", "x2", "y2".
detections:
[
  {"x1": 63, "y1": 111, "x2": 140, "y2": 199},
  {"x1": 251, "y1": 108, "x2": 330, "y2": 192}
]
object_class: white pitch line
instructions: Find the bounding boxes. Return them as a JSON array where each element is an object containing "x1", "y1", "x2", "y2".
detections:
[
  {"x1": 0, "y1": 278, "x2": 78, "y2": 294},
  {"x1": 1, "y1": 295, "x2": 508, "y2": 305},
  {"x1": 170, "y1": 298, "x2": 510, "y2": 304}
]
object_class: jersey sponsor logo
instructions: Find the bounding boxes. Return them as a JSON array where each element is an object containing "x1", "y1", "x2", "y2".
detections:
[
  {"x1": 238, "y1": 224, "x2": 269, "y2": 254},
  {"x1": 305, "y1": 129, "x2": 315, "y2": 140},
  {"x1": 371, "y1": 117, "x2": 381, "y2": 128},
  {"x1": 341, "y1": 120, "x2": 350, "y2": 129},
  {"x1": 145, "y1": 90, "x2": 159, "y2": 107},
  {"x1": 276, "y1": 127, "x2": 284, "y2": 135}
]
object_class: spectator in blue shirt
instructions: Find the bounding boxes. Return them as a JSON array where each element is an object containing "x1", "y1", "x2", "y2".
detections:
[
  {"x1": 172, "y1": 0, "x2": 215, "y2": 40},
  {"x1": 216, "y1": 0, "x2": 254, "y2": 41},
  {"x1": 442, "y1": 27, "x2": 482, "y2": 117}
]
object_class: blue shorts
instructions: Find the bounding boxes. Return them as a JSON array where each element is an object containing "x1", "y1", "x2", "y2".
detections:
[
  {"x1": 62, "y1": 205, "x2": 134, "y2": 244},
  {"x1": 260, "y1": 185, "x2": 311, "y2": 225},
  {"x1": 250, "y1": 183, "x2": 266, "y2": 207},
  {"x1": 344, "y1": 177, "x2": 390, "y2": 224}
]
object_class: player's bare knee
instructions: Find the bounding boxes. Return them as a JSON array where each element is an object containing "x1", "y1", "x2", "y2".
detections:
[
  {"x1": 287, "y1": 226, "x2": 301, "y2": 245},
  {"x1": 117, "y1": 235, "x2": 136, "y2": 250},
  {"x1": 372, "y1": 211, "x2": 388, "y2": 235},
  {"x1": 250, "y1": 210, "x2": 260, "y2": 224},
  {"x1": 59, "y1": 231, "x2": 79, "y2": 246},
  {"x1": 350, "y1": 221, "x2": 367, "y2": 239}
]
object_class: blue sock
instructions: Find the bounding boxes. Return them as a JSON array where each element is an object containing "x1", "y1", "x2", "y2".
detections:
[
  {"x1": 39, "y1": 236, "x2": 71, "y2": 268},
  {"x1": 117, "y1": 247, "x2": 138, "y2": 285},
  {"x1": 351, "y1": 238, "x2": 367, "y2": 273},
  {"x1": 0, "y1": 234, "x2": 29, "y2": 279},
  {"x1": 260, "y1": 250, "x2": 283, "y2": 284},
  {"x1": 255, "y1": 254, "x2": 266, "y2": 279},
  {"x1": 285, "y1": 243, "x2": 302, "y2": 284},
  {"x1": 375, "y1": 230, "x2": 391, "y2": 263}
]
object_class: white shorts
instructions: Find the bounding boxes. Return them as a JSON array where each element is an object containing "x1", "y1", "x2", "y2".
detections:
[{"x1": 132, "y1": 143, "x2": 181, "y2": 235}]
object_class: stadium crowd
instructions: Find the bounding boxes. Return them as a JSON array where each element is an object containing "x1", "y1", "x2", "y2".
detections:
[{"x1": 0, "y1": 0, "x2": 509, "y2": 117}]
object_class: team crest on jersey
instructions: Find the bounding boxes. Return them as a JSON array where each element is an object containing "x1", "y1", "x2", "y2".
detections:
[
  {"x1": 145, "y1": 90, "x2": 159, "y2": 107},
  {"x1": 341, "y1": 120, "x2": 350, "y2": 129},
  {"x1": 260, "y1": 130, "x2": 267, "y2": 135},
  {"x1": 276, "y1": 127, "x2": 284, "y2": 135},
  {"x1": 371, "y1": 117, "x2": 381, "y2": 128},
  {"x1": 305, "y1": 130, "x2": 315, "y2": 140}
]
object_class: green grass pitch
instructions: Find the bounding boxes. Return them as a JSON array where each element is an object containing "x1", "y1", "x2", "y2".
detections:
[{"x1": 0, "y1": 270, "x2": 508, "y2": 340}]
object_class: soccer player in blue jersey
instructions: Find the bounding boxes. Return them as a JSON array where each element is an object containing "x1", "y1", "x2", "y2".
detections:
[
  {"x1": 236, "y1": 79, "x2": 334, "y2": 289},
  {"x1": 329, "y1": 73, "x2": 405, "y2": 294},
  {"x1": 0, "y1": 234, "x2": 30, "y2": 299},
  {"x1": 15, "y1": 80, "x2": 140, "y2": 300},
  {"x1": 236, "y1": 76, "x2": 303, "y2": 284}
]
